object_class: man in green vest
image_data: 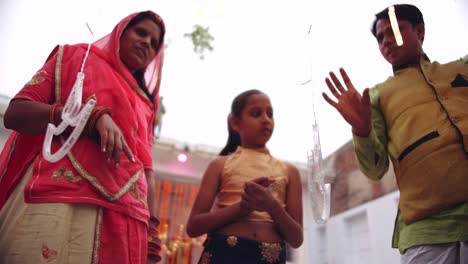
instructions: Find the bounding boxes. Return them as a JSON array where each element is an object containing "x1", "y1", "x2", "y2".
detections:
[{"x1": 322, "y1": 4, "x2": 468, "y2": 263}]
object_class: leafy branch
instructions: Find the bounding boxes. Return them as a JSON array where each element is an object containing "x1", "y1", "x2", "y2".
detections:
[{"x1": 184, "y1": 24, "x2": 214, "y2": 60}]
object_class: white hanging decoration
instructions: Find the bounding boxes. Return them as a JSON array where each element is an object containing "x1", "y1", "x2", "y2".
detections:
[
  {"x1": 42, "y1": 23, "x2": 97, "y2": 162},
  {"x1": 304, "y1": 24, "x2": 331, "y2": 224},
  {"x1": 307, "y1": 120, "x2": 331, "y2": 224}
]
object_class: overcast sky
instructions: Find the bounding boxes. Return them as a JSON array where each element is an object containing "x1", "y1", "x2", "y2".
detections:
[{"x1": 1, "y1": 0, "x2": 467, "y2": 163}]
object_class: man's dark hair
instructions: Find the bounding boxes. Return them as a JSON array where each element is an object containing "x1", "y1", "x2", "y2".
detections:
[{"x1": 371, "y1": 4, "x2": 424, "y2": 37}]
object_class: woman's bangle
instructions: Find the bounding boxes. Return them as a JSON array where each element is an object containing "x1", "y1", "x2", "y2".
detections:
[
  {"x1": 85, "y1": 106, "x2": 112, "y2": 136},
  {"x1": 148, "y1": 223, "x2": 162, "y2": 261},
  {"x1": 147, "y1": 216, "x2": 161, "y2": 259},
  {"x1": 149, "y1": 216, "x2": 160, "y2": 227},
  {"x1": 49, "y1": 102, "x2": 62, "y2": 125}
]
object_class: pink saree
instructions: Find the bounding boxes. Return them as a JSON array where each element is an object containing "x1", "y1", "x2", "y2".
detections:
[{"x1": 0, "y1": 10, "x2": 165, "y2": 263}]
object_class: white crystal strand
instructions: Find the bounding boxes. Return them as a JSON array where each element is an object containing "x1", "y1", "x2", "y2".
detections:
[
  {"x1": 311, "y1": 122, "x2": 323, "y2": 182},
  {"x1": 308, "y1": 99, "x2": 331, "y2": 224},
  {"x1": 43, "y1": 96, "x2": 96, "y2": 162},
  {"x1": 305, "y1": 24, "x2": 331, "y2": 224},
  {"x1": 42, "y1": 23, "x2": 97, "y2": 163}
]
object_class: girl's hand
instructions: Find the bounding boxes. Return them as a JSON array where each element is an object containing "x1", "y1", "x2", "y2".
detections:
[
  {"x1": 239, "y1": 198, "x2": 253, "y2": 216},
  {"x1": 250, "y1": 176, "x2": 275, "y2": 187},
  {"x1": 95, "y1": 114, "x2": 135, "y2": 167},
  {"x1": 242, "y1": 177, "x2": 277, "y2": 213}
]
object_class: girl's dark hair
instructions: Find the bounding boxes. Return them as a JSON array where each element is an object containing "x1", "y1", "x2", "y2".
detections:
[{"x1": 219, "y1": 89, "x2": 264, "y2": 156}]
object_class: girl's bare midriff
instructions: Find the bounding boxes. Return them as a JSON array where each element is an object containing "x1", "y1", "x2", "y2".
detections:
[{"x1": 215, "y1": 220, "x2": 282, "y2": 243}]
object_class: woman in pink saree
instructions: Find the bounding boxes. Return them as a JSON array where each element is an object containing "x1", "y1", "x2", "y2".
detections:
[{"x1": 0, "y1": 10, "x2": 165, "y2": 264}]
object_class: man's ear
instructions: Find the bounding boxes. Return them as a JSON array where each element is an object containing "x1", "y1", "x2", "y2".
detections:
[{"x1": 415, "y1": 23, "x2": 425, "y2": 43}]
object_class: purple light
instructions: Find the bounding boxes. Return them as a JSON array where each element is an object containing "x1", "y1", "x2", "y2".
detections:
[{"x1": 177, "y1": 153, "x2": 188, "y2": 163}]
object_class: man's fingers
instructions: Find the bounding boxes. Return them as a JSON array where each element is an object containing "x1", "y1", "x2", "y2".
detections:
[
  {"x1": 322, "y1": 93, "x2": 338, "y2": 108},
  {"x1": 339, "y1": 68, "x2": 355, "y2": 91},
  {"x1": 362, "y1": 88, "x2": 370, "y2": 105},
  {"x1": 329, "y1": 71, "x2": 346, "y2": 94},
  {"x1": 325, "y1": 78, "x2": 341, "y2": 99},
  {"x1": 362, "y1": 88, "x2": 371, "y2": 116}
]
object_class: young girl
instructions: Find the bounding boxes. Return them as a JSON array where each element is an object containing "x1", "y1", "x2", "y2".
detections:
[{"x1": 186, "y1": 89, "x2": 303, "y2": 264}]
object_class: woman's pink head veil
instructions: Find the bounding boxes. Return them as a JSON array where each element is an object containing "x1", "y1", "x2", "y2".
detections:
[{"x1": 93, "y1": 11, "x2": 166, "y2": 101}]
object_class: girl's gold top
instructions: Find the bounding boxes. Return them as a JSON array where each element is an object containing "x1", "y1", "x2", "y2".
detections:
[{"x1": 216, "y1": 146, "x2": 288, "y2": 222}]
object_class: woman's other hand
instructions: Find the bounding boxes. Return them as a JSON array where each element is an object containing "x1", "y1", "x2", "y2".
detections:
[{"x1": 95, "y1": 114, "x2": 135, "y2": 167}]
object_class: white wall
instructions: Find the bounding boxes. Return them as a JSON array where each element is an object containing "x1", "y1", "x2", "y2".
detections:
[{"x1": 304, "y1": 191, "x2": 401, "y2": 264}]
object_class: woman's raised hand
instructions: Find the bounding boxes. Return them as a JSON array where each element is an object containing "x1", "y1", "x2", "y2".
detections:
[
  {"x1": 95, "y1": 114, "x2": 135, "y2": 167},
  {"x1": 322, "y1": 68, "x2": 372, "y2": 137}
]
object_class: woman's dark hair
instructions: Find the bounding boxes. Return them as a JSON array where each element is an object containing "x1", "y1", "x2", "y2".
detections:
[
  {"x1": 125, "y1": 11, "x2": 165, "y2": 51},
  {"x1": 219, "y1": 89, "x2": 264, "y2": 156},
  {"x1": 125, "y1": 11, "x2": 166, "y2": 103},
  {"x1": 133, "y1": 70, "x2": 153, "y2": 102}
]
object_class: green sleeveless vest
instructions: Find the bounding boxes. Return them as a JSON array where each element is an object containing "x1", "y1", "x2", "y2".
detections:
[{"x1": 377, "y1": 57, "x2": 468, "y2": 224}]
